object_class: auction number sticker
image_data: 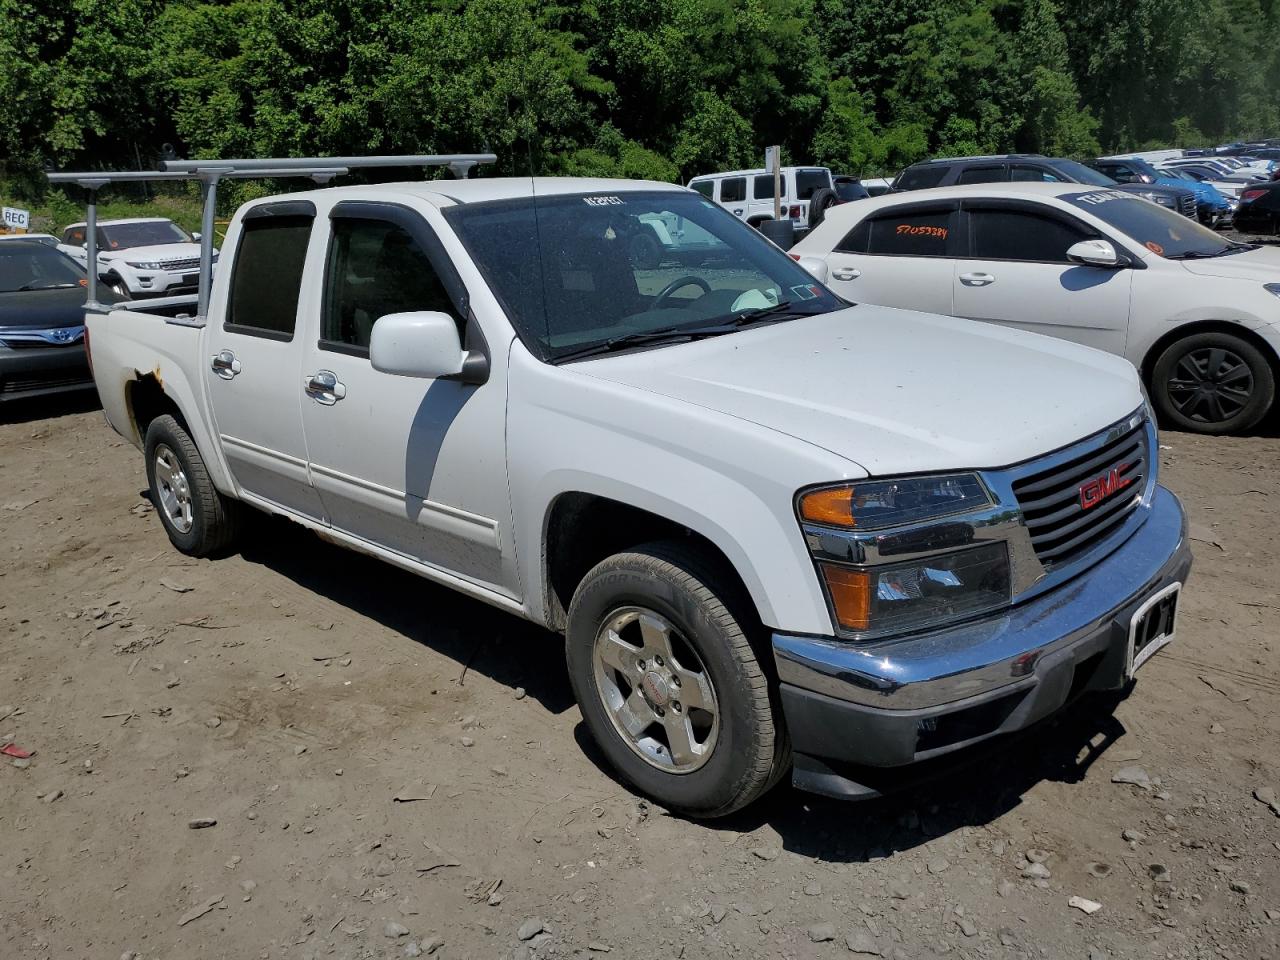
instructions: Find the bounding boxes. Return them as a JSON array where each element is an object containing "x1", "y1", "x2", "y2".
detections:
[
  {"x1": 896, "y1": 223, "x2": 948, "y2": 239},
  {"x1": 584, "y1": 195, "x2": 625, "y2": 206}
]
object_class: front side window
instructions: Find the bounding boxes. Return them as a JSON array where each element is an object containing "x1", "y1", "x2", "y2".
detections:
[
  {"x1": 1098, "y1": 164, "x2": 1136, "y2": 183},
  {"x1": 99, "y1": 220, "x2": 191, "y2": 249},
  {"x1": 322, "y1": 218, "x2": 459, "y2": 352},
  {"x1": 1010, "y1": 165, "x2": 1064, "y2": 183},
  {"x1": 63, "y1": 226, "x2": 86, "y2": 246},
  {"x1": 443, "y1": 190, "x2": 844, "y2": 362},
  {"x1": 862, "y1": 208, "x2": 953, "y2": 257},
  {"x1": 226, "y1": 215, "x2": 313, "y2": 339},
  {"x1": 968, "y1": 208, "x2": 1091, "y2": 262},
  {"x1": 719, "y1": 177, "x2": 746, "y2": 203},
  {"x1": 895, "y1": 165, "x2": 948, "y2": 190},
  {"x1": 1064, "y1": 190, "x2": 1248, "y2": 259}
]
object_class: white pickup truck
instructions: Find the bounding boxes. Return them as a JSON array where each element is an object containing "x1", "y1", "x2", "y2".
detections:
[{"x1": 82, "y1": 172, "x2": 1191, "y2": 816}]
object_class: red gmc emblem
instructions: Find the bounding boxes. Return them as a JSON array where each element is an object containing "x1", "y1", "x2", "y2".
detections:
[{"x1": 1079, "y1": 463, "x2": 1134, "y2": 510}]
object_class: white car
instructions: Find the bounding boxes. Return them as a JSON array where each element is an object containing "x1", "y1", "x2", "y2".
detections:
[
  {"x1": 688, "y1": 166, "x2": 836, "y2": 235},
  {"x1": 0, "y1": 232, "x2": 59, "y2": 247},
  {"x1": 792, "y1": 181, "x2": 1280, "y2": 434},
  {"x1": 57, "y1": 217, "x2": 215, "y2": 298}
]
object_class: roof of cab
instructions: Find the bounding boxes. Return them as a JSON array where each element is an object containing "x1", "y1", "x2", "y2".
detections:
[{"x1": 244, "y1": 177, "x2": 690, "y2": 210}]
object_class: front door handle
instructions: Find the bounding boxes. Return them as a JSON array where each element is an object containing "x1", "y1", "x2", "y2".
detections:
[
  {"x1": 210, "y1": 349, "x2": 241, "y2": 379},
  {"x1": 959, "y1": 272, "x2": 996, "y2": 287},
  {"x1": 304, "y1": 369, "x2": 346, "y2": 405},
  {"x1": 832, "y1": 267, "x2": 861, "y2": 281}
]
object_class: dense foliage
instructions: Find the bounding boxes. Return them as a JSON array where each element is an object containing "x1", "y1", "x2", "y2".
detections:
[{"x1": 2, "y1": 0, "x2": 1278, "y2": 197}]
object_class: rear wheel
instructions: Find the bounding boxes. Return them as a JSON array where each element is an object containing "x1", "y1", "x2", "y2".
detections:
[
  {"x1": 808, "y1": 187, "x2": 837, "y2": 228},
  {"x1": 144, "y1": 414, "x2": 241, "y2": 556},
  {"x1": 1150, "y1": 331, "x2": 1275, "y2": 434},
  {"x1": 565, "y1": 541, "x2": 789, "y2": 818}
]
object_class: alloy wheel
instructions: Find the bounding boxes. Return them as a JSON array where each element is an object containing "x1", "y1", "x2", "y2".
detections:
[{"x1": 153, "y1": 443, "x2": 194, "y2": 533}]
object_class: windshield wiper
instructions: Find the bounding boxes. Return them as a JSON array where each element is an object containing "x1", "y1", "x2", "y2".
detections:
[
  {"x1": 1165, "y1": 242, "x2": 1257, "y2": 261},
  {"x1": 15, "y1": 281, "x2": 79, "y2": 291}
]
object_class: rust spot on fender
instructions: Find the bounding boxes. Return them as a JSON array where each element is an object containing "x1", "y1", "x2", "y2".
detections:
[{"x1": 152, "y1": 364, "x2": 164, "y2": 389}]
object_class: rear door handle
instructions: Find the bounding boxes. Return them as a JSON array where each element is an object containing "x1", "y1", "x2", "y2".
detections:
[
  {"x1": 832, "y1": 267, "x2": 861, "y2": 281},
  {"x1": 959, "y1": 272, "x2": 996, "y2": 287},
  {"x1": 304, "y1": 369, "x2": 346, "y2": 405},
  {"x1": 210, "y1": 349, "x2": 241, "y2": 379}
]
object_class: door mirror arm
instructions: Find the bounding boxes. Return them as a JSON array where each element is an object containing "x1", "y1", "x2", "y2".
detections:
[{"x1": 1066, "y1": 239, "x2": 1126, "y2": 269}]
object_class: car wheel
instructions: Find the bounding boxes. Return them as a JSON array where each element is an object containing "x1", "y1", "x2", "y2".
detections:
[
  {"x1": 565, "y1": 541, "x2": 789, "y2": 818},
  {"x1": 808, "y1": 187, "x2": 837, "y2": 228},
  {"x1": 1150, "y1": 331, "x2": 1275, "y2": 434},
  {"x1": 144, "y1": 414, "x2": 241, "y2": 556},
  {"x1": 629, "y1": 231, "x2": 662, "y2": 270}
]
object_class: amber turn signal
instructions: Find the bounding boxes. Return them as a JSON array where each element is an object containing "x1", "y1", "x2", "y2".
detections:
[
  {"x1": 820, "y1": 564, "x2": 871, "y2": 632},
  {"x1": 799, "y1": 487, "x2": 854, "y2": 527}
]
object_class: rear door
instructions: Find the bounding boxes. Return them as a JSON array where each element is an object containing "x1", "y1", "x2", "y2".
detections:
[
  {"x1": 297, "y1": 200, "x2": 515, "y2": 596},
  {"x1": 203, "y1": 201, "x2": 326, "y2": 520},
  {"x1": 951, "y1": 199, "x2": 1133, "y2": 354},
  {"x1": 718, "y1": 176, "x2": 748, "y2": 221},
  {"x1": 822, "y1": 201, "x2": 959, "y2": 315}
]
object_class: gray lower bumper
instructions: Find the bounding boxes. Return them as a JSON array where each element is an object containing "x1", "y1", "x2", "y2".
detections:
[
  {"x1": 0, "y1": 345, "x2": 92, "y2": 401},
  {"x1": 773, "y1": 485, "x2": 1191, "y2": 796}
]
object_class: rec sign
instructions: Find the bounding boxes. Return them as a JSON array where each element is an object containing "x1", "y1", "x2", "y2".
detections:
[{"x1": 2, "y1": 206, "x2": 31, "y2": 230}]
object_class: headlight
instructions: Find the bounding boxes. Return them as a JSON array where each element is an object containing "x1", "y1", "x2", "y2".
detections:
[
  {"x1": 126, "y1": 260, "x2": 162, "y2": 270},
  {"x1": 819, "y1": 542, "x2": 1011, "y2": 635},
  {"x1": 1265, "y1": 283, "x2": 1280, "y2": 300},
  {"x1": 799, "y1": 474, "x2": 991, "y2": 530}
]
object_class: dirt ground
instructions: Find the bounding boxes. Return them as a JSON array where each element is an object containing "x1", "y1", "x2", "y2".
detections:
[{"x1": 1, "y1": 396, "x2": 1278, "y2": 960}]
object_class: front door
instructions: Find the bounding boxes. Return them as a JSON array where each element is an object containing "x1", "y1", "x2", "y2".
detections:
[
  {"x1": 822, "y1": 202, "x2": 958, "y2": 315},
  {"x1": 952, "y1": 201, "x2": 1133, "y2": 354},
  {"x1": 298, "y1": 201, "x2": 514, "y2": 597},
  {"x1": 204, "y1": 202, "x2": 325, "y2": 520}
]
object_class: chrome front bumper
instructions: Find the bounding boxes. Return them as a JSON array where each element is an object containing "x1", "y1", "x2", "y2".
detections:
[{"x1": 773, "y1": 484, "x2": 1190, "y2": 796}]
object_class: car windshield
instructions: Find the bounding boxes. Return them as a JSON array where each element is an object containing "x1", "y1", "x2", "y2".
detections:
[
  {"x1": 99, "y1": 220, "x2": 190, "y2": 249},
  {"x1": 1065, "y1": 190, "x2": 1246, "y2": 259},
  {"x1": 0, "y1": 243, "x2": 86, "y2": 293},
  {"x1": 834, "y1": 179, "x2": 869, "y2": 201},
  {"x1": 443, "y1": 190, "x2": 844, "y2": 362},
  {"x1": 1052, "y1": 159, "x2": 1117, "y2": 186}
]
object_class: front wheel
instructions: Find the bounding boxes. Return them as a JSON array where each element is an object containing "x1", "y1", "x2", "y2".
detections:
[
  {"x1": 565, "y1": 541, "x2": 789, "y2": 818},
  {"x1": 105, "y1": 276, "x2": 132, "y2": 299},
  {"x1": 1150, "y1": 331, "x2": 1275, "y2": 434}
]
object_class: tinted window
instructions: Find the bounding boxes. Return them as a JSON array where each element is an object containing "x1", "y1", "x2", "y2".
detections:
[
  {"x1": 864, "y1": 209, "x2": 952, "y2": 256},
  {"x1": 63, "y1": 227, "x2": 86, "y2": 245},
  {"x1": 1064, "y1": 189, "x2": 1241, "y2": 258},
  {"x1": 720, "y1": 177, "x2": 746, "y2": 202},
  {"x1": 1048, "y1": 159, "x2": 1119, "y2": 186},
  {"x1": 895, "y1": 166, "x2": 948, "y2": 190},
  {"x1": 226, "y1": 216, "x2": 313, "y2": 338},
  {"x1": 1096, "y1": 163, "x2": 1137, "y2": 183},
  {"x1": 443, "y1": 191, "x2": 843, "y2": 362},
  {"x1": 1010, "y1": 165, "x2": 1064, "y2": 183},
  {"x1": 0, "y1": 243, "x2": 86, "y2": 292},
  {"x1": 969, "y1": 208, "x2": 1090, "y2": 262},
  {"x1": 794, "y1": 169, "x2": 830, "y2": 199},
  {"x1": 753, "y1": 175, "x2": 778, "y2": 200},
  {"x1": 322, "y1": 218, "x2": 459, "y2": 352},
  {"x1": 833, "y1": 179, "x2": 870, "y2": 202},
  {"x1": 689, "y1": 180, "x2": 713, "y2": 198},
  {"x1": 835, "y1": 219, "x2": 871, "y2": 254},
  {"x1": 99, "y1": 221, "x2": 190, "y2": 249},
  {"x1": 956, "y1": 166, "x2": 1004, "y2": 184}
]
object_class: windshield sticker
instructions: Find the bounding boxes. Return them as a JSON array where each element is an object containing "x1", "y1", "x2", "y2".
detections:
[
  {"x1": 1071, "y1": 190, "x2": 1138, "y2": 206},
  {"x1": 1145, "y1": 241, "x2": 1165, "y2": 255},
  {"x1": 790, "y1": 284, "x2": 820, "y2": 301},
  {"x1": 896, "y1": 223, "x2": 947, "y2": 239},
  {"x1": 583, "y1": 195, "x2": 625, "y2": 207}
]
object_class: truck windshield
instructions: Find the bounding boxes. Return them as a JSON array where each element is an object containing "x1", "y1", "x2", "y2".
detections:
[
  {"x1": 1065, "y1": 190, "x2": 1247, "y2": 259},
  {"x1": 443, "y1": 190, "x2": 843, "y2": 362},
  {"x1": 99, "y1": 221, "x2": 190, "y2": 249}
]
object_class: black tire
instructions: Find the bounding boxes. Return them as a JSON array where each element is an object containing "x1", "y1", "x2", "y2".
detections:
[
  {"x1": 629, "y1": 230, "x2": 662, "y2": 270},
  {"x1": 1149, "y1": 331, "x2": 1275, "y2": 434},
  {"x1": 808, "y1": 187, "x2": 837, "y2": 228},
  {"x1": 143, "y1": 414, "x2": 240, "y2": 556},
  {"x1": 566, "y1": 541, "x2": 789, "y2": 818},
  {"x1": 105, "y1": 275, "x2": 131, "y2": 299}
]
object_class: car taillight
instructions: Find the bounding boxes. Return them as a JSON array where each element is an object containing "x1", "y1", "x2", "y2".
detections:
[
  {"x1": 789, "y1": 205, "x2": 801, "y2": 219},
  {"x1": 1242, "y1": 189, "x2": 1267, "y2": 203}
]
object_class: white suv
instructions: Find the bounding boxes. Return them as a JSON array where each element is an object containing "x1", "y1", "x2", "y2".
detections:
[
  {"x1": 58, "y1": 217, "x2": 215, "y2": 299},
  {"x1": 688, "y1": 166, "x2": 836, "y2": 236}
]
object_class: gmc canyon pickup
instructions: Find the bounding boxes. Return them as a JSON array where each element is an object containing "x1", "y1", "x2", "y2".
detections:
[{"x1": 83, "y1": 175, "x2": 1191, "y2": 816}]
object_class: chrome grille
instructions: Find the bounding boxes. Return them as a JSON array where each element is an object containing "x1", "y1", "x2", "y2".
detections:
[
  {"x1": 1012, "y1": 419, "x2": 1147, "y2": 568},
  {"x1": 1178, "y1": 194, "x2": 1197, "y2": 219},
  {"x1": 159, "y1": 257, "x2": 200, "y2": 271}
]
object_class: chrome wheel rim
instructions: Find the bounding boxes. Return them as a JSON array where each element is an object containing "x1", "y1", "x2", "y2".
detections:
[
  {"x1": 1167, "y1": 346, "x2": 1254, "y2": 423},
  {"x1": 153, "y1": 444, "x2": 194, "y2": 534},
  {"x1": 592, "y1": 606, "x2": 719, "y2": 773}
]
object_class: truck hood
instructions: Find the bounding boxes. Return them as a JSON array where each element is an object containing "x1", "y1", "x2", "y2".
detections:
[
  {"x1": 1177, "y1": 245, "x2": 1280, "y2": 282},
  {"x1": 97, "y1": 242, "x2": 205, "y2": 263},
  {"x1": 576, "y1": 306, "x2": 1144, "y2": 476}
]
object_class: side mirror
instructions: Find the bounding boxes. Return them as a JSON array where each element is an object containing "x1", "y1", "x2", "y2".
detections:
[
  {"x1": 370, "y1": 311, "x2": 488, "y2": 384},
  {"x1": 796, "y1": 255, "x2": 830, "y2": 284},
  {"x1": 1067, "y1": 239, "x2": 1124, "y2": 268},
  {"x1": 192, "y1": 231, "x2": 202, "y2": 242}
]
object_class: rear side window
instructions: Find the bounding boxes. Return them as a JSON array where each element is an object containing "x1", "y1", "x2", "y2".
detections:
[
  {"x1": 689, "y1": 180, "x2": 713, "y2": 199},
  {"x1": 1010, "y1": 165, "x2": 1064, "y2": 183},
  {"x1": 956, "y1": 166, "x2": 1005, "y2": 184},
  {"x1": 863, "y1": 209, "x2": 953, "y2": 256},
  {"x1": 895, "y1": 165, "x2": 948, "y2": 190},
  {"x1": 753, "y1": 174, "x2": 777, "y2": 200},
  {"x1": 794, "y1": 169, "x2": 830, "y2": 199},
  {"x1": 719, "y1": 177, "x2": 746, "y2": 203},
  {"x1": 226, "y1": 215, "x2": 313, "y2": 339},
  {"x1": 968, "y1": 208, "x2": 1090, "y2": 262}
]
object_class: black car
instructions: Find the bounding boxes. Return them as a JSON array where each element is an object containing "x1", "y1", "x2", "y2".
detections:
[
  {"x1": 0, "y1": 239, "x2": 118, "y2": 402},
  {"x1": 1233, "y1": 181, "x2": 1280, "y2": 236},
  {"x1": 832, "y1": 175, "x2": 871, "y2": 203},
  {"x1": 893, "y1": 154, "x2": 1200, "y2": 219}
]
